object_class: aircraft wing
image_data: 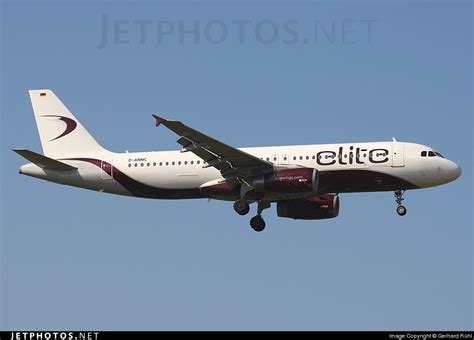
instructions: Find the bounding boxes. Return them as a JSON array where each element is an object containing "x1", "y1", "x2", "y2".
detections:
[{"x1": 153, "y1": 115, "x2": 273, "y2": 187}]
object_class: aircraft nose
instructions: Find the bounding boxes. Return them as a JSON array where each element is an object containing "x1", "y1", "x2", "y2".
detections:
[
  {"x1": 452, "y1": 163, "x2": 462, "y2": 180},
  {"x1": 447, "y1": 160, "x2": 462, "y2": 182}
]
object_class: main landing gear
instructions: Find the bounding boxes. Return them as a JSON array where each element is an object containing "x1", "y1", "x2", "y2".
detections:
[
  {"x1": 233, "y1": 200, "x2": 270, "y2": 232},
  {"x1": 250, "y1": 201, "x2": 270, "y2": 232},
  {"x1": 250, "y1": 215, "x2": 265, "y2": 232},
  {"x1": 233, "y1": 200, "x2": 250, "y2": 215},
  {"x1": 394, "y1": 190, "x2": 407, "y2": 216}
]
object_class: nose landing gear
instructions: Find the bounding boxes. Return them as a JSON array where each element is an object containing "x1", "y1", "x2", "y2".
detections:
[{"x1": 394, "y1": 190, "x2": 407, "y2": 216}]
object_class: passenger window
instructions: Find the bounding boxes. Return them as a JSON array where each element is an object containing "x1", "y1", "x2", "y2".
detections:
[
  {"x1": 141, "y1": 163, "x2": 144, "y2": 167},
  {"x1": 283, "y1": 156, "x2": 287, "y2": 161},
  {"x1": 159, "y1": 162, "x2": 163, "y2": 166},
  {"x1": 197, "y1": 160, "x2": 200, "y2": 164},
  {"x1": 134, "y1": 163, "x2": 138, "y2": 167},
  {"x1": 153, "y1": 162, "x2": 156, "y2": 166},
  {"x1": 421, "y1": 151, "x2": 427, "y2": 157},
  {"x1": 312, "y1": 155, "x2": 315, "y2": 160},
  {"x1": 147, "y1": 163, "x2": 150, "y2": 167},
  {"x1": 299, "y1": 156, "x2": 303, "y2": 160},
  {"x1": 266, "y1": 157, "x2": 270, "y2": 161},
  {"x1": 428, "y1": 151, "x2": 436, "y2": 157},
  {"x1": 172, "y1": 161, "x2": 175, "y2": 165},
  {"x1": 178, "y1": 161, "x2": 181, "y2": 165},
  {"x1": 166, "y1": 162, "x2": 169, "y2": 166},
  {"x1": 184, "y1": 161, "x2": 188, "y2": 165},
  {"x1": 306, "y1": 156, "x2": 309, "y2": 160},
  {"x1": 191, "y1": 160, "x2": 194, "y2": 165},
  {"x1": 293, "y1": 156, "x2": 296, "y2": 161}
]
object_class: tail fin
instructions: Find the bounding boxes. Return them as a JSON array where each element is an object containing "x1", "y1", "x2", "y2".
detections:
[{"x1": 29, "y1": 89, "x2": 109, "y2": 158}]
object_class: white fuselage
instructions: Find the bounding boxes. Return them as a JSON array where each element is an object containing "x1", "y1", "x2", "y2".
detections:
[
  {"x1": 17, "y1": 89, "x2": 463, "y2": 229},
  {"x1": 19, "y1": 141, "x2": 461, "y2": 201}
]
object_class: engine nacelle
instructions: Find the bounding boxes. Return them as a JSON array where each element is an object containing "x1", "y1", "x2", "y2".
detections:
[
  {"x1": 253, "y1": 168, "x2": 318, "y2": 194},
  {"x1": 277, "y1": 194, "x2": 340, "y2": 220}
]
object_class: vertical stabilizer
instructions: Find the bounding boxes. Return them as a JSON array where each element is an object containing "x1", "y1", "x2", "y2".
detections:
[{"x1": 29, "y1": 89, "x2": 109, "y2": 158}]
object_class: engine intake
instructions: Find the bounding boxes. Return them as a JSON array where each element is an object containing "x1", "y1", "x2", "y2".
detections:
[
  {"x1": 277, "y1": 194, "x2": 340, "y2": 220},
  {"x1": 253, "y1": 168, "x2": 318, "y2": 194}
]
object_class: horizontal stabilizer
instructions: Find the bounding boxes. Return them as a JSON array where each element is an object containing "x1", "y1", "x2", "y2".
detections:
[{"x1": 12, "y1": 148, "x2": 77, "y2": 171}]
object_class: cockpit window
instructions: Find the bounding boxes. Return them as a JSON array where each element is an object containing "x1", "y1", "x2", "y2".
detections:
[{"x1": 422, "y1": 150, "x2": 444, "y2": 158}]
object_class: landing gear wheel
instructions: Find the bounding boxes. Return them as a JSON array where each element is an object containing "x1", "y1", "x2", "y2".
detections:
[
  {"x1": 233, "y1": 200, "x2": 250, "y2": 216},
  {"x1": 394, "y1": 190, "x2": 407, "y2": 216},
  {"x1": 250, "y1": 215, "x2": 266, "y2": 232},
  {"x1": 396, "y1": 205, "x2": 407, "y2": 216}
]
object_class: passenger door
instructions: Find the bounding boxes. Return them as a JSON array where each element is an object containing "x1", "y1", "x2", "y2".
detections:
[
  {"x1": 101, "y1": 155, "x2": 114, "y2": 180},
  {"x1": 392, "y1": 143, "x2": 405, "y2": 167}
]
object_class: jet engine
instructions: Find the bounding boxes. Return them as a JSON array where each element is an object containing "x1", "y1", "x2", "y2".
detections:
[
  {"x1": 277, "y1": 194, "x2": 340, "y2": 220},
  {"x1": 253, "y1": 168, "x2": 318, "y2": 193}
]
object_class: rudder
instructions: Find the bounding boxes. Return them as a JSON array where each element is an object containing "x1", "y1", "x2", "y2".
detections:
[{"x1": 29, "y1": 89, "x2": 109, "y2": 158}]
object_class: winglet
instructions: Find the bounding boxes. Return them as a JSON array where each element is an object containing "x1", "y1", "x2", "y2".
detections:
[{"x1": 152, "y1": 114, "x2": 166, "y2": 127}]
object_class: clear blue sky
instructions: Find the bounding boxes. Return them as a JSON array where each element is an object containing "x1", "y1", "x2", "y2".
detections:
[{"x1": 1, "y1": 0, "x2": 472, "y2": 331}]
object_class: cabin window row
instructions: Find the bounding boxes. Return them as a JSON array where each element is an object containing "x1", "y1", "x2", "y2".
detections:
[
  {"x1": 128, "y1": 160, "x2": 203, "y2": 168},
  {"x1": 260, "y1": 153, "x2": 376, "y2": 162},
  {"x1": 128, "y1": 151, "x2": 384, "y2": 168}
]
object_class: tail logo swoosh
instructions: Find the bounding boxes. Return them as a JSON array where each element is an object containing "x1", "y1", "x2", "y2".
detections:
[{"x1": 41, "y1": 115, "x2": 78, "y2": 141}]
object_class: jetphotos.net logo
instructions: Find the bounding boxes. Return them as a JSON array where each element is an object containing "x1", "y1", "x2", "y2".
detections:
[
  {"x1": 8, "y1": 332, "x2": 99, "y2": 340},
  {"x1": 97, "y1": 13, "x2": 376, "y2": 49}
]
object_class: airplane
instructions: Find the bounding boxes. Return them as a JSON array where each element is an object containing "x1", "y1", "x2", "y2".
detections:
[{"x1": 14, "y1": 90, "x2": 462, "y2": 232}]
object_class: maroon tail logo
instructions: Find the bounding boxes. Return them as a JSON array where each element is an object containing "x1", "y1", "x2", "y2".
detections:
[{"x1": 41, "y1": 115, "x2": 78, "y2": 141}]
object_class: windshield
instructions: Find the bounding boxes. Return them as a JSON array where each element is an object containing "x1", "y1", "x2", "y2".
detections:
[{"x1": 421, "y1": 150, "x2": 445, "y2": 158}]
